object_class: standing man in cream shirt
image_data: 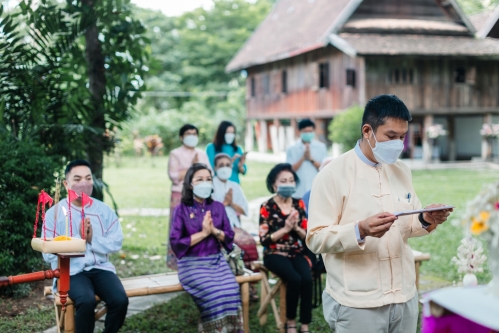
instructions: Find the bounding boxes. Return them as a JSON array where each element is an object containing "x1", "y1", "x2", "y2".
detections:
[{"x1": 306, "y1": 94, "x2": 453, "y2": 333}]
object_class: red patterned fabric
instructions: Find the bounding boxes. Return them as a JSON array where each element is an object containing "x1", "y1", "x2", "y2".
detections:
[{"x1": 233, "y1": 227, "x2": 259, "y2": 266}]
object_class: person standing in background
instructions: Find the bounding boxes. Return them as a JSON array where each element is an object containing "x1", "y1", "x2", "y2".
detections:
[
  {"x1": 286, "y1": 119, "x2": 327, "y2": 199},
  {"x1": 206, "y1": 121, "x2": 247, "y2": 184},
  {"x1": 166, "y1": 124, "x2": 211, "y2": 271}
]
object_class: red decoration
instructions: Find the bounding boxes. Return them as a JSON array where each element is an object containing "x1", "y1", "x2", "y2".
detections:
[
  {"x1": 33, "y1": 190, "x2": 54, "y2": 240},
  {"x1": 80, "y1": 193, "x2": 93, "y2": 236}
]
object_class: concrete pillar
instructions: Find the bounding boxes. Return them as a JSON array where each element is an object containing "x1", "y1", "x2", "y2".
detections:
[
  {"x1": 245, "y1": 120, "x2": 254, "y2": 152},
  {"x1": 481, "y1": 114, "x2": 493, "y2": 161},
  {"x1": 257, "y1": 120, "x2": 268, "y2": 153},
  {"x1": 447, "y1": 116, "x2": 456, "y2": 161},
  {"x1": 422, "y1": 115, "x2": 434, "y2": 163},
  {"x1": 270, "y1": 119, "x2": 280, "y2": 155},
  {"x1": 290, "y1": 118, "x2": 298, "y2": 141}
]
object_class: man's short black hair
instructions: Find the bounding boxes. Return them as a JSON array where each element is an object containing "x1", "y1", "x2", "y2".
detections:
[
  {"x1": 179, "y1": 124, "x2": 199, "y2": 137},
  {"x1": 298, "y1": 119, "x2": 315, "y2": 130},
  {"x1": 265, "y1": 163, "x2": 300, "y2": 194},
  {"x1": 65, "y1": 160, "x2": 92, "y2": 177},
  {"x1": 362, "y1": 94, "x2": 412, "y2": 133}
]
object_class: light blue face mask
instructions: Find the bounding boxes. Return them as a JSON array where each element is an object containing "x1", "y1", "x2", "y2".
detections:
[
  {"x1": 192, "y1": 181, "x2": 213, "y2": 199},
  {"x1": 368, "y1": 128, "x2": 404, "y2": 164},
  {"x1": 300, "y1": 132, "x2": 314, "y2": 143},
  {"x1": 277, "y1": 185, "x2": 296, "y2": 198}
]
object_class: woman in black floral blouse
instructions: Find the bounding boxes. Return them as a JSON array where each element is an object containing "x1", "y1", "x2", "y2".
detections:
[{"x1": 259, "y1": 163, "x2": 312, "y2": 333}]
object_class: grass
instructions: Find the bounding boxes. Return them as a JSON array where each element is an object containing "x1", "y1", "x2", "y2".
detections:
[
  {"x1": 102, "y1": 156, "x2": 272, "y2": 209},
  {"x1": 409, "y1": 168, "x2": 498, "y2": 284},
  {"x1": 120, "y1": 288, "x2": 331, "y2": 333},
  {"x1": 0, "y1": 306, "x2": 54, "y2": 333}
]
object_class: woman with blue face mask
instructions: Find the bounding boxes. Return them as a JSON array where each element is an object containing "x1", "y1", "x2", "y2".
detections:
[
  {"x1": 166, "y1": 124, "x2": 211, "y2": 271},
  {"x1": 169, "y1": 163, "x2": 243, "y2": 333},
  {"x1": 206, "y1": 121, "x2": 247, "y2": 184},
  {"x1": 258, "y1": 163, "x2": 313, "y2": 333}
]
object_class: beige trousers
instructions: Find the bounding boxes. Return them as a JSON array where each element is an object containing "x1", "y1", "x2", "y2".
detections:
[{"x1": 322, "y1": 291, "x2": 419, "y2": 333}]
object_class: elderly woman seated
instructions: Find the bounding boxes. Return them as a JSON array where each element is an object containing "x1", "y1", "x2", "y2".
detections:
[
  {"x1": 259, "y1": 163, "x2": 312, "y2": 333},
  {"x1": 169, "y1": 163, "x2": 243, "y2": 333}
]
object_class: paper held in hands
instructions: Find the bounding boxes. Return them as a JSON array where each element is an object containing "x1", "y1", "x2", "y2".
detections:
[{"x1": 394, "y1": 205, "x2": 454, "y2": 217}]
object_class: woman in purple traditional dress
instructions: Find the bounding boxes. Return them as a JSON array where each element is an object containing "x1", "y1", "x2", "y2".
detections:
[
  {"x1": 170, "y1": 163, "x2": 243, "y2": 333},
  {"x1": 167, "y1": 124, "x2": 211, "y2": 270}
]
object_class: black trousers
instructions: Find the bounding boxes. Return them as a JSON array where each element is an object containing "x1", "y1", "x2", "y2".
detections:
[
  {"x1": 264, "y1": 254, "x2": 313, "y2": 324},
  {"x1": 68, "y1": 269, "x2": 129, "y2": 333}
]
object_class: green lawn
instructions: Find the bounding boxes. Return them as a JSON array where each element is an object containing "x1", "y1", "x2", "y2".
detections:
[{"x1": 102, "y1": 156, "x2": 271, "y2": 208}]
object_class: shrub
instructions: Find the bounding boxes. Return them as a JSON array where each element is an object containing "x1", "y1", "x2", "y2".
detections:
[
  {"x1": 328, "y1": 105, "x2": 364, "y2": 152},
  {"x1": 0, "y1": 139, "x2": 58, "y2": 295},
  {"x1": 118, "y1": 88, "x2": 246, "y2": 155}
]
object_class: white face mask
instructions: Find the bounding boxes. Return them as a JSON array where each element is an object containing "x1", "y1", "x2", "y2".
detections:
[
  {"x1": 192, "y1": 181, "x2": 213, "y2": 199},
  {"x1": 367, "y1": 128, "x2": 404, "y2": 164},
  {"x1": 216, "y1": 167, "x2": 232, "y2": 181},
  {"x1": 183, "y1": 135, "x2": 199, "y2": 148},
  {"x1": 224, "y1": 133, "x2": 235, "y2": 144}
]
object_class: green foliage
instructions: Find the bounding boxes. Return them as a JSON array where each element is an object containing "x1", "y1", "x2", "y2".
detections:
[
  {"x1": 456, "y1": 0, "x2": 499, "y2": 15},
  {"x1": 0, "y1": 0, "x2": 149, "y2": 176},
  {"x1": 328, "y1": 105, "x2": 363, "y2": 151},
  {"x1": 122, "y1": 1, "x2": 273, "y2": 147},
  {"x1": 120, "y1": 88, "x2": 247, "y2": 154},
  {"x1": 0, "y1": 139, "x2": 58, "y2": 293},
  {"x1": 0, "y1": 1, "x2": 94, "y2": 159}
]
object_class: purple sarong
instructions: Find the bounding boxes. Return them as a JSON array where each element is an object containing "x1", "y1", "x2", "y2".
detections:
[{"x1": 178, "y1": 252, "x2": 244, "y2": 333}]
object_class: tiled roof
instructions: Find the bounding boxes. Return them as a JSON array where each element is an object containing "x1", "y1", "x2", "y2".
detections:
[
  {"x1": 226, "y1": 0, "x2": 352, "y2": 72},
  {"x1": 339, "y1": 33, "x2": 499, "y2": 56}
]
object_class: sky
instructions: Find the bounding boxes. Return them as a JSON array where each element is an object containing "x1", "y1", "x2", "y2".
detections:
[{"x1": 129, "y1": 0, "x2": 214, "y2": 17}]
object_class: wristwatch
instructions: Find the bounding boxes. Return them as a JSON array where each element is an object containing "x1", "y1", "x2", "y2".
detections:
[
  {"x1": 216, "y1": 229, "x2": 221, "y2": 237},
  {"x1": 418, "y1": 213, "x2": 432, "y2": 228}
]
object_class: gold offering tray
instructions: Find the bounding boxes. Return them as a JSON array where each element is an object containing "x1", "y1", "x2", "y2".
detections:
[{"x1": 31, "y1": 237, "x2": 86, "y2": 254}]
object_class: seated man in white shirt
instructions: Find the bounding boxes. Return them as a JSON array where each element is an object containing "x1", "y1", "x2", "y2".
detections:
[
  {"x1": 286, "y1": 119, "x2": 327, "y2": 199},
  {"x1": 43, "y1": 160, "x2": 128, "y2": 333}
]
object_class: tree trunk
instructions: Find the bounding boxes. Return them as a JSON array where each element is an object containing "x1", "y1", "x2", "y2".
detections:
[{"x1": 82, "y1": 0, "x2": 106, "y2": 200}]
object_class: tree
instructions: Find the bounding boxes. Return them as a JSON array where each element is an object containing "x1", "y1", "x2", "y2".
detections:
[
  {"x1": 69, "y1": 0, "x2": 149, "y2": 191},
  {"x1": 328, "y1": 105, "x2": 364, "y2": 151}
]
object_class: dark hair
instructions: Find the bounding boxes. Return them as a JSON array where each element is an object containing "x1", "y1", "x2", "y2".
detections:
[
  {"x1": 65, "y1": 160, "x2": 92, "y2": 177},
  {"x1": 265, "y1": 163, "x2": 300, "y2": 194},
  {"x1": 213, "y1": 121, "x2": 237, "y2": 153},
  {"x1": 298, "y1": 119, "x2": 315, "y2": 130},
  {"x1": 179, "y1": 124, "x2": 199, "y2": 137},
  {"x1": 362, "y1": 94, "x2": 412, "y2": 133},
  {"x1": 181, "y1": 163, "x2": 214, "y2": 206}
]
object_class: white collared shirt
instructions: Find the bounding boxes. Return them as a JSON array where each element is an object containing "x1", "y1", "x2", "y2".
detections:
[
  {"x1": 286, "y1": 139, "x2": 327, "y2": 199},
  {"x1": 212, "y1": 177, "x2": 249, "y2": 228}
]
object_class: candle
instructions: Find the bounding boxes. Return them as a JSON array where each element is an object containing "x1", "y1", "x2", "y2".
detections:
[{"x1": 61, "y1": 206, "x2": 68, "y2": 238}]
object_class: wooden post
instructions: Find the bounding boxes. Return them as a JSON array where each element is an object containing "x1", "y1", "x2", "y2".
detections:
[
  {"x1": 482, "y1": 114, "x2": 492, "y2": 161},
  {"x1": 245, "y1": 120, "x2": 254, "y2": 152},
  {"x1": 64, "y1": 303, "x2": 75, "y2": 333},
  {"x1": 447, "y1": 115, "x2": 456, "y2": 161},
  {"x1": 279, "y1": 283, "x2": 287, "y2": 333},
  {"x1": 259, "y1": 271, "x2": 268, "y2": 325},
  {"x1": 258, "y1": 119, "x2": 268, "y2": 153},
  {"x1": 422, "y1": 115, "x2": 434, "y2": 163},
  {"x1": 241, "y1": 282, "x2": 250, "y2": 333}
]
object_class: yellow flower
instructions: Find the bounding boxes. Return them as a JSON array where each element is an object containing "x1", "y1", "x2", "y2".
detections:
[
  {"x1": 479, "y1": 211, "x2": 490, "y2": 222},
  {"x1": 470, "y1": 218, "x2": 489, "y2": 235}
]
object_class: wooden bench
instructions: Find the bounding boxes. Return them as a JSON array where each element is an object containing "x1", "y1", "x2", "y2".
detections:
[
  {"x1": 45, "y1": 272, "x2": 262, "y2": 333},
  {"x1": 252, "y1": 250, "x2": 431, "y2": 333}
]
